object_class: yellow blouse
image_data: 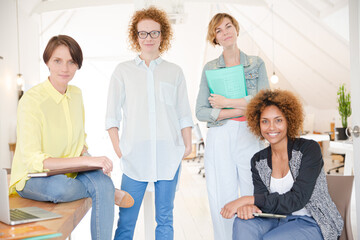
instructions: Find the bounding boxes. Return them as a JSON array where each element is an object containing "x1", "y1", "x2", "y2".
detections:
[{"x1": 9, "y1": 79, "x2": 86, "y2": 194}]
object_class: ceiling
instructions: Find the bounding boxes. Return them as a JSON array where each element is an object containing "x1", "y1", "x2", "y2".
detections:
[{"x1": 29, "y1": 0, "x2": 350, "y2": 110}]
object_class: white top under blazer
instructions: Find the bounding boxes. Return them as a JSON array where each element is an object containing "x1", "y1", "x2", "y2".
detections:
[{"x1": 270, "y1": 170, "x2": 311, "y2": 216}]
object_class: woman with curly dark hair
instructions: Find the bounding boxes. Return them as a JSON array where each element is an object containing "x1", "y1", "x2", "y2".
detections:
[
  {"x1": 106, "y1": 6, "x2": 193, "y2": 240},
  {"x1": 221, "y1": 89, "x2": 343, "y2": 240}
]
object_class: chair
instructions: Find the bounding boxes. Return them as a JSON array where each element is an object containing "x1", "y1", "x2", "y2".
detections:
[
  {"x1": 327, "y1": 154, "x2": 345, "y2": 174},
  {"x1": 326, "y1": 175, "x2": 354, "y2": 240}
]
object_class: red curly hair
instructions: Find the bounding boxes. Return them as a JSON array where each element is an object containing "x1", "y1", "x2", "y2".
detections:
[
  {"x1": 246, "y1": 89, "x2": 304, "y2": 139},
  {"x1": 128, "y1": 6, "x2": 173, "y2": 54}
]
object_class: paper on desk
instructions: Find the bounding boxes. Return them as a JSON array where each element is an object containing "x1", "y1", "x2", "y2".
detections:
[{"x1": 205, "y1": 65, "x2": 247, "y2": 99}]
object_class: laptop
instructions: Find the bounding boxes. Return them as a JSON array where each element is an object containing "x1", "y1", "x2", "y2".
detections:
[{"x1": 0, "y1": 169, "x2": 62, "y2": 225}]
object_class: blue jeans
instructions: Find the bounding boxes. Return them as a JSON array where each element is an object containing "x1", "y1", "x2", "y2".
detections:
[
  {"x1": 17, "y1": 170, "x2": 115, "y2": 240},
  {"x1": 233, "y1": 215, "x2": 323, "y2": 240},
  {"x1": 114, "y1": 167, "x2": 180, "y2": 240}
]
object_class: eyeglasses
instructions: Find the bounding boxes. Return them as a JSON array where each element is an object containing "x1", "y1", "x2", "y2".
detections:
[{"x1": 137, "y1": 31, "x2": 161, "y2": 39}]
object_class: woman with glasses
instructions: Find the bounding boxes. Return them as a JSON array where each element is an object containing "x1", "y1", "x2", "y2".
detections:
[
  {"x1": 195, "y1": 13, "x2": 270, "y2": 239},
  {"x1": 106, "y1": 6, "x2": 193, "y2": 239}
]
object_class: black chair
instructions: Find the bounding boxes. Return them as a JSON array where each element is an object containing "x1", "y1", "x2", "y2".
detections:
[{"x1": 327, "y1": 154, "x2": 345, "y2": 174}]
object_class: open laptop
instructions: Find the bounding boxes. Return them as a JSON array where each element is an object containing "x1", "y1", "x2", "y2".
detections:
[{"x1": 0, "y1": 169, "x2": 62, "y2": 225}]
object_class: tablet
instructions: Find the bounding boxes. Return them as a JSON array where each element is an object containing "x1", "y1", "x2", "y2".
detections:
[{"x1": 253, "y1": 212, "x2": 286, "y2": 218}]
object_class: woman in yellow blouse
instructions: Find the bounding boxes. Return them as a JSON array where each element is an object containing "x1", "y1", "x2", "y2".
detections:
[{"x1": 9, "y1": 35, "x2": 132, "y2": 240}]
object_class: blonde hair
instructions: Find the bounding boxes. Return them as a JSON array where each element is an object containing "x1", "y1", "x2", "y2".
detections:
[
  {"x1": 206, "y1": 13, "x2": 240, "y2": 46},
  {"x1": 128, "y1": 6, "x2": 173, "y2": 54}
]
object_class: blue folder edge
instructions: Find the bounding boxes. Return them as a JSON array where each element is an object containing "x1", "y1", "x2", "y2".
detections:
[{"x1": 22, "y1": 232, "x2": 62, "y2": 240}]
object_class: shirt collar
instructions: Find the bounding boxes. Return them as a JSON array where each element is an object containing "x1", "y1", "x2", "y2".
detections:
[
  {"x1": 216, "y1": 50, "x2": 250, "y2": 68},
  {"x1": 135, "y1": 55, "x2": 163, "y2": 66},
  {"x1": 44, "y1": 78, "x2": 71, "y2": 104}
]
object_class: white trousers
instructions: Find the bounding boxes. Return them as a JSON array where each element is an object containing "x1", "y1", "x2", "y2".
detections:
[{"x1": 205, "y1": 120, "x2": 262, "y2": 240}]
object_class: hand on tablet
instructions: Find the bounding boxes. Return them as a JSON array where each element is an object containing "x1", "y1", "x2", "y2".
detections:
[{"x1": 236, "y1": 204, "x2": 262, "y2": 220}]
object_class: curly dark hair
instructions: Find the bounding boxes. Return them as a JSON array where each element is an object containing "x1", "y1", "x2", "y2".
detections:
[
  {"x1": 246, "y1": 89, "x2": 304, "y2": 139},
  {"x1": 128, "y1": 6, "x2": 173, "y2": 54}
]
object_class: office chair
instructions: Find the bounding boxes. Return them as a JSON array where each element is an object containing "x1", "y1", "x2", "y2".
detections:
[
  {"x1": 326, "y1": 175, "x2": 354, "y2": 240},
  {"x1": 327, "y1": 154, "x2": 345, "y2": 174}
]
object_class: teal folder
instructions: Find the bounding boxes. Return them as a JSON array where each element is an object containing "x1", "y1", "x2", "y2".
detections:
[
  {"x1": 205, "y1": 65, "x2": 247, "y2": 99},
  {"x1": 23, "y1": 233, "x2": 62, "y2": 240}
]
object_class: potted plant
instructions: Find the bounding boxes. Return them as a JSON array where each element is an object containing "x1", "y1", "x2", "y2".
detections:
[{"x1": 336, "y1": 84, "x2": 351, "y2": 140}]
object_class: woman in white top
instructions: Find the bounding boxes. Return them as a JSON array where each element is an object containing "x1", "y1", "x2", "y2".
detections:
[{"x1": 106, "y1": 6, "x2": 193, "y2": 240}]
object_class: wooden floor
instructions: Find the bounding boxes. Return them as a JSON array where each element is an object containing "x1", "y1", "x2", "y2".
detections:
[{"x1": 70, "y1": 154, "x2": 357, "y2": 240}]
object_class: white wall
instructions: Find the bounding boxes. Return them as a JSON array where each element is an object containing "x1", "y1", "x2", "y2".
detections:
[
  {"x1": 303, "y1": 106, "x2": 340, "y2": 133},
  {"x1": 0, "y1": 1, "x2": 350, "y2": 168},
  {"x1": 0, "y1": 0, "x2": 40, "y2": 169}
]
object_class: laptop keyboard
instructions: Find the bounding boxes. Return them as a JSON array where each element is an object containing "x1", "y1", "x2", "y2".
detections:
[{"x1": 10, "y1": 209, "x2": 39, "y2": 221}]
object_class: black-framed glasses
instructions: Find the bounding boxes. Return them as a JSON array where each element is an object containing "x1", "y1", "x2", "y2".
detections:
[{"x1": 137, "y1": 31, "x2": 161, "y2": 39}]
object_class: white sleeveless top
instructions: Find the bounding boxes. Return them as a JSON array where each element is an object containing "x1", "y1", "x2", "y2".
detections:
[{"x1": 270, "y1": 170, "x2": 311, "y2": 216}]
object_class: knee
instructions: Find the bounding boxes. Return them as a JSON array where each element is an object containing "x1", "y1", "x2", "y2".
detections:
[
  {"x1": 91, "y1": 171, "x2": 115, "y2": 195},
  {"x1": 156, "y1": 206, "x2": 174, "y2": 225},
  {"x1": 44, "y1": 181, "x2": 75, "y2": 203},
  {"x1": 233, "y1": 217, "x2": 261, "y2": 240},
  {"x1": 233, "y1": 218, "x2": 246, "y2": 239}
]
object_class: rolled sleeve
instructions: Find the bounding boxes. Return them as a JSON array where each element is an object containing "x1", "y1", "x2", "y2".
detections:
[
  {"x1": 176, "y1": 70, "x2": 194, "y2": 129},
  {"x1": 26, "y1": 152, "x2": 52, "y2": 172},
  {"x1": 179, "y1": 116, "x2": 193, "y2": 129},
  {"x1": 195, "y1": 66, "x2": 214, "y2": 122},
  {"x1": 105, "y1": 67, "x2": 125, "y2": 130},
  {"x1": 244, "y1": 95, "x2": 253, "y2": 103},
  {"x1": 210, "y1": 108, "x2": 221, "y2": 121},
  {"x1": 105, "y1": 118, "x2": 120, "y2": 130}
]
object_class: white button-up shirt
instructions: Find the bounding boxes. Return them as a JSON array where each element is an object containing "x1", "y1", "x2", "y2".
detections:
[{"x1": 106, "y1": 56, "x2": 193, "y2": 182}]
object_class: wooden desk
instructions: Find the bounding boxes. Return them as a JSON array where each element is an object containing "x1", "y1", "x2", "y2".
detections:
[{"x1": 0, "y1": 191, "x2": 91, "y2": 239}]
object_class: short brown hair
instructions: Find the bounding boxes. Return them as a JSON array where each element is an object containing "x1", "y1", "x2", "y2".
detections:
[
  {"x1": 246, "y1": 89, "x2": 304, "y2": 139},
  {"x1": 207, "y1": 13, "x2": 240, "y2": 46},
  {"x1": 43, "y1": 35, "x2": 83, "y2": 69},
  {"x1": 128, "y1": 6, "x2": 173, "y2": 54}
]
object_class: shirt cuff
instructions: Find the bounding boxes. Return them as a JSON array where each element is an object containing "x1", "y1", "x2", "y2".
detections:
[
  {"x1": 244, "y1": 95, "x2": 253, "y2": 102},
  {"x1": 105, "y1": 118, "x2": 120, "y2": 130},
  {"x1": 179, "y1": 116, "x2": 194, "y2": 129},
  {"x1": 210, "y1": 108, "x2": 221, "y2": 122},
  {"x1": 29, "y1": 152, "x2": 52, "y2": 172}
]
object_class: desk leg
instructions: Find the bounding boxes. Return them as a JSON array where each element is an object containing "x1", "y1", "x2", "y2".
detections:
[{"x1": 144, "y1": 191, "x2": 155, "y2": 240}]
